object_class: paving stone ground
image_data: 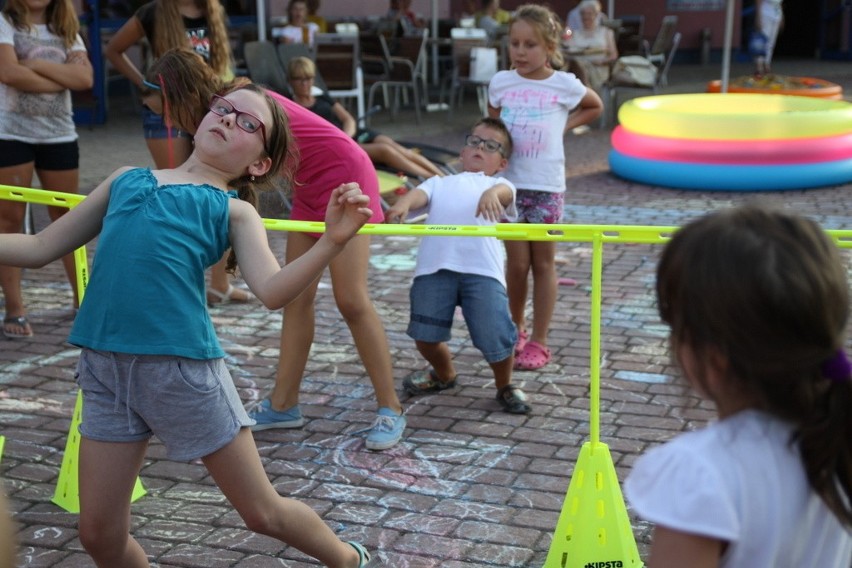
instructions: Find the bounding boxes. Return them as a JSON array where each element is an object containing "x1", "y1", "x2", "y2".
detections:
[{"x1": 2, "y1": 58, "x2": 851, "y2": 567}]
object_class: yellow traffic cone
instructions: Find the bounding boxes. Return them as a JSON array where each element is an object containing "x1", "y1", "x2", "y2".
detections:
[
  {"x1": 52, "y1": 390, "x2": 146, "y2": 513},
  {"x1": 543, "y1": 441, "x2": 642, "y2": 568}
]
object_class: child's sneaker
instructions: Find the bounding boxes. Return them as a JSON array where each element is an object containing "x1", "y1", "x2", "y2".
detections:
[
  {"x1": 365, "y1": 407, "x2": 406, "y2": 450},
  {"x1": 248, "y1": 399, "x2": 305, "y2": 431},
  {"x1": 497, "y1": 384, "x2": 532, "y2": 414}
]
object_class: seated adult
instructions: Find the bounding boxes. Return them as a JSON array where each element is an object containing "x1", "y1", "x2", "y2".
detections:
[
  {"x1": 564, "y1": 0, "x2": 617, "y2": 93},
  {"x1": 477, "y1": 0, "x2": 511, "y2": 38},
  {"x1": 287, "y1": 56, "x2": 444, "y2": 181},
  {"x1": 272, "y1": 0, "x2": 319, "y2": 46}
]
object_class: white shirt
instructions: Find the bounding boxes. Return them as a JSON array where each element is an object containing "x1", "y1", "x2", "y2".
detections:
[
  {"x1": 625, "y1": 410, "x2": 852, "y2": 568},
  {"x1": 488, "y1": 70, "x2": 587, "y2": 193},
  {"x1": 0, "y1": 16, "x2": 86, "y2": 143},
  {"x1": 414, "y1": 172, "x2": 516, "y2": 285},
  {"x1": 271, "y1": 22, "x2": 319, "y2": 46}
]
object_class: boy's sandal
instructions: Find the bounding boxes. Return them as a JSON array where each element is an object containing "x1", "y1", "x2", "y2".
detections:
[
  {"x1": 514, "y1": 341, "x2": 552, "y2": 370},
  {"x1": 3, "y1": 315, "x2": 33, "y2": 339},
  {"x1": 346, "y1": 541, "x2": 374, "y2": 568},
  {"x1": 402, "y1": 369, "x2": 457, "y2": 395},
  {"x1": 497, "y1": 384, "x2": 532, "y2": 414},
  {"x1": 514, "y1": 328, "x2": 529, "y2": 356}
]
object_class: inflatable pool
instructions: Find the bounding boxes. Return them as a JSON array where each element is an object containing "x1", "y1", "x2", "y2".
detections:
[
  {"x1": 610, "y1": 93, "x2": 852, "y2": 191},
  {"x1": 707, "y1": 75, "x2": 843, "y2": 100}
]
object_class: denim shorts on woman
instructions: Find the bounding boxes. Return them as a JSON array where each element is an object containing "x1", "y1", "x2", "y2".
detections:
[
  {"x1": 142, "y1": 107, "x2": 191, "y2": 140},
  {"x1": 408, "y1": 270, "x2": 517, "y2": 363},
  {"x1": 515, "y1": 189, "x2": 564, "y2": 224},
  {"x1": 0, "y1": 139, "x2": 79, "y2": 169},
  {"x1": 75, "y1": 349, "x2": 253, "y2": 461}
]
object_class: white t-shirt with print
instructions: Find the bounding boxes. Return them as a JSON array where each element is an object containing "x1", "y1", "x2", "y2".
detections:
[
  {"x1": 488, "y1": 69, "x2": 586, "y2": 193},
  {"x1": 0, "y1": 16, "x2": 86, "y2": 143}
]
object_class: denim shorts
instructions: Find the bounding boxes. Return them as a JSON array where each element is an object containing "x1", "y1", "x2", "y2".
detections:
[
  {"x1": 515, "y1": 189, "x2": 564, "y2": 224},
  {"x1": 408, "y1": 270, "x2": 516, "y2": 363},
  {"x1": 0, "y1": 139, "x2": 79, "y2": 170},
  {"x1": 75, "y1": 349, "x2": 253, "y2": 461},
  {"x1": 142, "y1": 107, "x2": 191, "y2": 140}
]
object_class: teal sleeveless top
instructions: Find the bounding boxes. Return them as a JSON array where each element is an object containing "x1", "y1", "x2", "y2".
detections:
[{"x1": 69, "y1": 168, "x2": 232, "y2": 359}]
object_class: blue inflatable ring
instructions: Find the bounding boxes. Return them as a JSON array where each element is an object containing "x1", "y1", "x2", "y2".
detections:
[{"x1": 608, "y1": 149, "x2": 852, "y2": 191}]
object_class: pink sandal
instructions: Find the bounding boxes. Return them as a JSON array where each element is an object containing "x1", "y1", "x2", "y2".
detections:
[
  {"x1": 514, "y1": 341, "x2": 552, "y2": 370},
  {"x1": 514, "y1": 328, "x2": 529, "y2": 356}
]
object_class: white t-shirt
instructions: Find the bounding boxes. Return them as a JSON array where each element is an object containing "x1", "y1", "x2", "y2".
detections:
[
  {"x1": 488, "y1": 70, "x2": 587, "y2": 193},
  {"x1": 625, "y1": 410, "x2": 852, "y2": 568},
  {"x1": 271, "y1": 22, "x2": 319, "y2": 46},
  {"x1": 414, "y1": 171, "x2": 516, "y2": 286},
  {"x1": 0, "y1": 16, "x2": 86, "y2": 143}
]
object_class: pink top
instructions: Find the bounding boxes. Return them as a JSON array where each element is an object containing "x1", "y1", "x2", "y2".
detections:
[{"x1": 265, "y1": 90, "x2": 384, "y2": 225}]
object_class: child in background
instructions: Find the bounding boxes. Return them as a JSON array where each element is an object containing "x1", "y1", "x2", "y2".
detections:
[
  {"x1": 385, "y1": 118, "x2": 531, "y2": 414},
  {"x1": 488, "y1": 4, "x2": 603, "y2": 371},
  {"x1": 0, "y1": 0, "x2": 93, "y2": 337},
  {"x1": 625, "y1": 205, "x2": 852, "y2": 567},
  {"x1": 0, "y1": 83, "x2": 374, "y2": 568}
]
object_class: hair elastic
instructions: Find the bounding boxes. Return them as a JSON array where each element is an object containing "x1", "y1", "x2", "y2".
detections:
[{"x1": 821, "y1": 350, "x2": 851, "y2": 383}]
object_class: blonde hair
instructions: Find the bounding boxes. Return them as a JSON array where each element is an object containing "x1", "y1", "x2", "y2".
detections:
[
  {"x1": 150, "y1": 0, "x2": 232, "y2": 78},
  {"x1": 510, "y1": 4, "x2": 565, "y2": 70},
  {"x1": 3, "y1": 0, "x2": 80, "y2": 49},
  {"x1": 287, "y1": 56, "x2": 316, "y2": 78}
]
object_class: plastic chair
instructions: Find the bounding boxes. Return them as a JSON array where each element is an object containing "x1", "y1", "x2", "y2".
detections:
[
  {"x1": 366, "y1": 29, "x2": 429, "y2": 125},
  {"x1": 443, "y1": 27, "x2": 490, "y2": 119},
  {"x1": 314, "y1": 33, "x2": 366, "y2": 123},
  {"x1": 244, "y1": 40, "x2": 291, "y2": 95}
]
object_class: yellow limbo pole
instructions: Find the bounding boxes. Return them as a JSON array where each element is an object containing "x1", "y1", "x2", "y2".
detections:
[{"x1": 543, "y1": 234, "x2": 642, "y2": 568}]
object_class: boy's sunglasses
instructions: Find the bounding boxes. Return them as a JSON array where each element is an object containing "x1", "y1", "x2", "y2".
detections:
[
  {"x1": 209, "y1": 94, "x2": 269, "y2": 155},
  {"x1": 464, "y1": 134, "x2": 504, "y2": 156}
]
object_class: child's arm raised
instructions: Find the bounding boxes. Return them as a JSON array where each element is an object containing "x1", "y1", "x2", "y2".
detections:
[
  {"x1": 0, "y1": 167, "x2": 126, "y2": 268},
  {"x1": 229, "y1": 183, "x2": 372, "y2": 309}
]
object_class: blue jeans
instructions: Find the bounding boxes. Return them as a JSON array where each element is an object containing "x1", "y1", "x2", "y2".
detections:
[
  {"x1": 408, "y1": 270, "x2": 516, "y2": 363},
  {"x1": 142, "y1": 107, "x2": 191, "y2": 140}
]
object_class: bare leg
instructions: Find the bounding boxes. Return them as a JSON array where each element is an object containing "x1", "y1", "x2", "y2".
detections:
[
  {"x1": 39, "y1": 168, "x2": 81, "y2": 308},
  {"x1": 78, "y1": 437, "x2": 150, "y2": 568},
  {"x1": 373, "y1": 135, "x2": 445, "y2": 178},
  {"x1": 360, "y1": 141, "x2": 438, "y2": 181},
  {"x1": 0, "y1": 164, "x2": 34, "y2": 335},
  {"x1": 488, "y1": 355, "x2": 514, "y2": 390},
  {"x1": 504, "y1": 240, "x2": 532, "y2": 335},
  {"x1": 207, "y1": 254, "x2": 252, "y2": 304},
  {"x1": 414, "y1": 340, "x2": 456, "y2": 381},
  {"x1": 529, "y1": 240, "x2": 557, "y2": 348},
  {"x1": 203, "y1": 429, "x2": 361, "y2": 568},
  {"x1": 328, "y1": 235, "x2": 402, "y2": 412},
  {"x1": 269, "y1": 232, "x2": 321, "y2": 411}
]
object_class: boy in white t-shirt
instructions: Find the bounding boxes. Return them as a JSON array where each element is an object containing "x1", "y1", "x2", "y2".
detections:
[{"x1": 385, "y1": 118, "x2": 531, "y2": 414}]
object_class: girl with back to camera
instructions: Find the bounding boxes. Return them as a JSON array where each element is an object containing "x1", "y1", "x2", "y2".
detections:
[
  {"x1": 488, "y1": 4, "x2": 602, "y2": 370},
  {"x1": 0, "y1": 82, "x2": 374, "y2": 567},
  {"x1": 105, "y1": 0, "x2": 246, "y2": 306},
  {"x1": 625, "y1": 204, "x2": 852, "y2": 567},
  {"x1": 0, "y1": 0, "x2": 93, "y2": 338}
]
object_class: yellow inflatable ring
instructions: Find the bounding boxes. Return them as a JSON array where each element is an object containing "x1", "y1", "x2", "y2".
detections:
[
  {"x1": 618, "y1": 94, "x2": 852, "y2": 140},
  {"x1": 707, "y1": 77, "x2": 843, "y2": 99}
]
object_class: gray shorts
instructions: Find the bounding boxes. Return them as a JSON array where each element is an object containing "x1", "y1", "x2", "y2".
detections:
[{"x1": 75, "y1": 349, "x2": 254, "y2": 461}]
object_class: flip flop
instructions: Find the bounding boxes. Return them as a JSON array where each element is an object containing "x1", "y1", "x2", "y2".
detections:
[
  {"x1": 206, "y1": 284, "x2": 254, "y2": 306},
  {"x1": 3, "y1": 315, "x2": 33, "y2": 339},
  {"x1": 514, "y1": 341, "x2": 551, "y2": 370}
]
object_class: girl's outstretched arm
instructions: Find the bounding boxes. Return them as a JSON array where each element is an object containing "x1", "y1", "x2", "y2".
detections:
[
  {"x1": 229, "y1": 183, "x2": 372, "y2": 309},
  {"x1": 0, "y1": 168, "x2": 126, "y2": 268},
  {"x1": 647, "y1": 525, "x2": 723, "y2": 568}
]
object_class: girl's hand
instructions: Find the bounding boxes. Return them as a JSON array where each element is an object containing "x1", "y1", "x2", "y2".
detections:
[
  {"x1": 141, "y1": 91, "x2": 163, "y2": 114},
  {"x1": 384, "y1": 202, "x2": 410, "y2": 224},
  {"x1": 323, "y1": 183, "x2": 372, "y2": 245}
]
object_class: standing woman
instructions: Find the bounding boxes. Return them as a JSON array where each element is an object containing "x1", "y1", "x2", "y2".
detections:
[
  {"x1": 105, "y1": 0, "x2": 249, "y2": 305},
  {"x1": 0, "y1": 0, "x2": 93, "y2": 338}
]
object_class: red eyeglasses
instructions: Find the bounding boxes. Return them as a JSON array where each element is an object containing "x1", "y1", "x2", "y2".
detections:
[{"x1": 208, "y1": 95, "x2": 269, "y2": 155}]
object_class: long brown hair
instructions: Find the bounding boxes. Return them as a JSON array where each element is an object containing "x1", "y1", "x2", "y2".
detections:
[
  {"x1": 2, "y1": 0, "x2": 80, "y2": 49},
  {"x1": 657, "y1": 204, "x2": 852, "y2": 527},
  {"x1": 151, "y1": 0, "x2": 232, "y2": 78}
]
